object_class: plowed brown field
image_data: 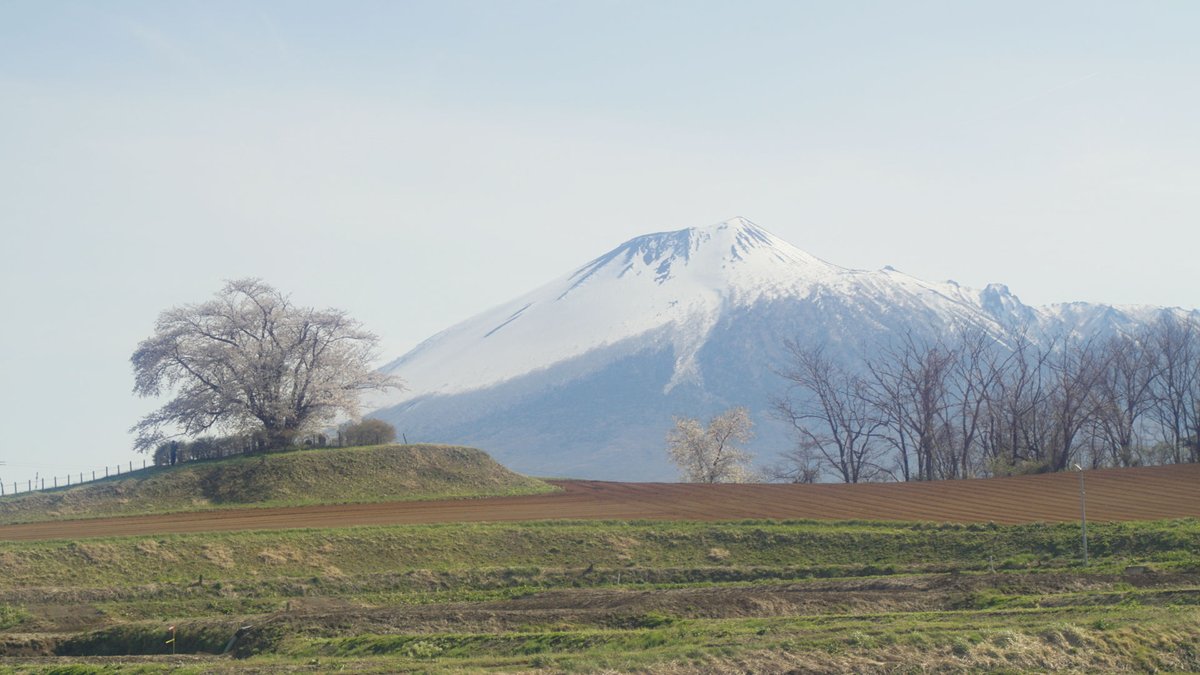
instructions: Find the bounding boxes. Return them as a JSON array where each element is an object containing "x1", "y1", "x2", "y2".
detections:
[{"x1": 1, "y1": 463, "x2": 1197, "y2": 542}]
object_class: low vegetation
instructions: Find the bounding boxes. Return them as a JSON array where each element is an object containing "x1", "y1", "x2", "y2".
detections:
[
  {"x1": 1, "y1": 445, "x2": 1195, "y2": 672},
  {"x1": 0, "y1": 445, "x2": 554, "y2": 525},
  {"x1": 0, "y1": 517, "x2": 1198, "y2": 672}
]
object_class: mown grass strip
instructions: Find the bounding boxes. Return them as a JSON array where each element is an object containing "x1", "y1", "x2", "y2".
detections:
[
  {"x1": 274, "y1": 605, "x2": 1200, "y2": 670},
  {"x1": 1, "y1": 518, "x2": 1197, "y2": 590}
]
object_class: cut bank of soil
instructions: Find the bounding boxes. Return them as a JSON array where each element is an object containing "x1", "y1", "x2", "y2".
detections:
[{"x1": 0, "y1": 463, "x2": 1197, "y2": 542}]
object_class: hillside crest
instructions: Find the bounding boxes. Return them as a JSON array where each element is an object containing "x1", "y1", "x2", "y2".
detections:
[{"x1": 0, "y1": 444, "x2": 553, "y2": 524}]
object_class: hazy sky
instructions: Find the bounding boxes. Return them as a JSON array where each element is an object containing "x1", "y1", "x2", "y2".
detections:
[{"x1": 2, "y1": 1, "x2": 1198, "y2": 483}]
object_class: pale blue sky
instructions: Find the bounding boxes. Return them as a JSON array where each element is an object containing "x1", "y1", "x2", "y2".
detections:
[{"x1": 1, "y1": 1, "x2": 1198, "y2": 481}]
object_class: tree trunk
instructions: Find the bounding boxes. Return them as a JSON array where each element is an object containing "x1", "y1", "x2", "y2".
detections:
[{"x1": 260, "y1": 423, "x2": 298, "y2": 451}]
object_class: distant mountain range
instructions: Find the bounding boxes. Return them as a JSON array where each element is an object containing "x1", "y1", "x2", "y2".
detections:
[{"x1": 370, "y1": 217, "x2": 1194, "y2": 480}]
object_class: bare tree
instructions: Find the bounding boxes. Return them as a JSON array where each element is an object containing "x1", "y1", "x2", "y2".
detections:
[
  {"x1": 942, "y1": 327, "x2": 1005, "y2": 479},
  {"x1": 666, "y1": 407, "x2": 755, "y2": 483},
  {"x1": 771, "y1": 306, "x2": 1200, "y2": 480},
  {"x1": 131, "y1": 279, "x2": 401, "y2": 452},
  {"x1": 1148, "y1": 314, "x2": 1200, "y2": 463},
  {"x1": 866, "y1": 333, "x2": 955, "y2": 481},
  {"x1": 1038, "y1": 336, "x2": 1107, "y2": 472},
  {"x1": 764, "y1": 447, "x2": 821, "y2": 484},
  {"x1": 774, "y1": 342, "x2": 883, "y2": 483},
  {"x1": 1089, "y1": 332, "x2": 1158, "y2": 467},
  {"x1": 977, "y1": 329, "x2": 1051, "y2": 474}
]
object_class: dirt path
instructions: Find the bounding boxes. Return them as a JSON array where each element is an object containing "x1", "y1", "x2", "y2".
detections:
[{"x1": 1, "y1": 463, "x2": 1197, "y2": 542}]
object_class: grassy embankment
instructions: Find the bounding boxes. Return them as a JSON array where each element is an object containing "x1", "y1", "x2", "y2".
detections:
[
  {"x1": 1, "y1": 517, "x2": 1199, "y2": 672},
  {"x1": 0, "y1": 444, "x2": 555, "y2": 524}
]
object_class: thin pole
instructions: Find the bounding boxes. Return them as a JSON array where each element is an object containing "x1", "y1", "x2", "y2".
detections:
[{"x1": 1074, "y1": 464, "x2": 1088, "y2": 566}]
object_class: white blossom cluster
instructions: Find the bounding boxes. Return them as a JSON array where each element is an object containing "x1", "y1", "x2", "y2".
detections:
[{"x1": 131, "y1": 279, "x2": 401, "y2": 451}]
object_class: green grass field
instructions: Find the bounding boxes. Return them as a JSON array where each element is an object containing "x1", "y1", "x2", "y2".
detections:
[
  {"x1": 0, "y1": 444, "x2": 555, "y2": 525},
  {"x1": 1, "y1": 517, "x2": 1198, "y2": 672}
]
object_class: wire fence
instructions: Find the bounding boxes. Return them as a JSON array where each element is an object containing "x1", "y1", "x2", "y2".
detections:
[{"x1": 0, "y1": 459, "x2": 151, "y2": 497}]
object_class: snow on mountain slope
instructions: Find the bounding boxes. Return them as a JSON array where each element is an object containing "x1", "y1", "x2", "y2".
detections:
[
  {"x1": 379, "y1": 218, "x2": 1003, "y2": 405},
  {"x1": 370, "y1": 217, "x2": 1193, "y2": 480},
  {"x1": 378, "y1": 218, "x2": 834, "y2": 400}
]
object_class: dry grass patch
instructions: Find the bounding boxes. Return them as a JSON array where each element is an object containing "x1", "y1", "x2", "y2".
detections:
[{"x1": 201, "y1": 544, "x2": 235, "y2": 569}]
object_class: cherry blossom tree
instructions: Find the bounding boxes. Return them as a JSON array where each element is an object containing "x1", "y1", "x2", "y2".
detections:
[
  {"x1": 131, "y1": 279, "x2": 401, "y2": 452},
  {"x1": 666, "y1": 407, "x2": 755, "y2": 483}
]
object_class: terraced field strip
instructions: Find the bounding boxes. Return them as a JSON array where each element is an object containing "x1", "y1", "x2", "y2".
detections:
[{"x1": 0, "y1": 463, "x2": 1197, "y2": 541}]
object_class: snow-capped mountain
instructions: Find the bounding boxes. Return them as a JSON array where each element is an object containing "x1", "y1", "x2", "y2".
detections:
[{"x1": 371, "y1": 217, "x2": 1191, "y2": 480}]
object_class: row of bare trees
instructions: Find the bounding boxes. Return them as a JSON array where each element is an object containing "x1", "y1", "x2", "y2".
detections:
[{"x1": 774, "y1": 314, "x2": 1200, "y2": 483}]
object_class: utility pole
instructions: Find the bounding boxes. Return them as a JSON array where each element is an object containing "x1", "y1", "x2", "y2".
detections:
[{"x1": 1073, "y1": 463, "x2": 1088, "y2": 566}]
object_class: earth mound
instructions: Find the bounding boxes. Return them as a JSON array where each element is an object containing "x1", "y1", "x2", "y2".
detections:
[{"x1": 0, "y1": 444, "x2": 554, "y2": 524}]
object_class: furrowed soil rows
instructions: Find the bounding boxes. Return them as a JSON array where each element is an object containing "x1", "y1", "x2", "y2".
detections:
[{"x1": 1, "y1": 463, "x2": 1197, "y2": 542}]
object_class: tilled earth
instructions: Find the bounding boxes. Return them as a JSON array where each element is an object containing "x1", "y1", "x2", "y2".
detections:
[
  {"x1": 1, "y1": 463, "x2": 1198, "y2": 542},
  {"x1": 3, "y1": 464, "x2": 1199, "y2": 671}
]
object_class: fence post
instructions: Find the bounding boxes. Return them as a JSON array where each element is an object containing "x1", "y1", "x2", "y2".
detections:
[
  {"x1": 143, "y1": 460, "x2": 146, "y2": 469},
  {"x1": 28, "y1": 480, "x2": 32, "y2": 491},
  {"x1": 53, "y1": 477, "x2": 57, "y2": 488},
  {"x1": 40, "y1": 478, "x2": 44, "y2": 490},
  {"x1": 105, "y1": 466, "x2": 109, "y2": 478},
  {"x1": 92, "y1": 470, "x2": 96, "y2": 481}
]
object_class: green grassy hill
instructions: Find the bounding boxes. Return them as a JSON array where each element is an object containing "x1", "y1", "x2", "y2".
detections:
[{"x1": 0, "y1": 444, "x2": 554, "y2": 524}]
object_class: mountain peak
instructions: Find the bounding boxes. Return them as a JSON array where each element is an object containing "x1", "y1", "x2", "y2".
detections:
[
  {"x1": 565, "y1": 217, "x2": 838, "y2": 294},
  {"x1": 694, "y1": 216, "x2": 778, "y2": 259},
  {"x1": 383, "y1": 217, "x2": 845, "y2": 403},
  {"x1": 719, "y1": 215, "x2": 756, "y2": 227},
  {"x1": 370, "y1": 216, "x2": 1196, "y2": 480},
  {"x1": 696, "y1": 215, "x2": 775, "y2": 236},
  {"x1": 621, "y1": 215, "x2": 770, "y2": 253}
]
